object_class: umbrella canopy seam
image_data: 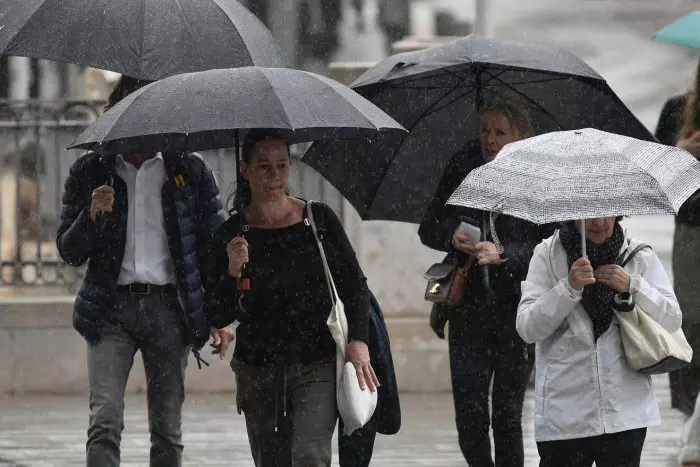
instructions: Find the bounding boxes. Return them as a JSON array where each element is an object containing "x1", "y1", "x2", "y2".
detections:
[{"x1": 2, "y1": 1, "x2": 48, "y2": 53}]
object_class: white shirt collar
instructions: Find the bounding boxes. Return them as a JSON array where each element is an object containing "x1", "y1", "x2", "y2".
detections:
[{"x1": 116, "y1": 152, "x2": 163, "y2": 168}]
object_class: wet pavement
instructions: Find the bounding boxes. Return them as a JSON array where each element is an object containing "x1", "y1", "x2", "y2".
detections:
[{"x1": 0, "y1": 376, "x2": 687, "y2": 466}]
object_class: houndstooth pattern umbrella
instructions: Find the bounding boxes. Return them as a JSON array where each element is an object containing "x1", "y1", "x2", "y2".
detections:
[{"x1": 447, "y1": 128, "x2": 700, "y2": 224}]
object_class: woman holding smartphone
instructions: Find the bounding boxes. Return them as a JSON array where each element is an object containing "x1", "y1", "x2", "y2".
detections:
[{"x1": 419, "y1": 101, "x2": 555, "y2": 467}]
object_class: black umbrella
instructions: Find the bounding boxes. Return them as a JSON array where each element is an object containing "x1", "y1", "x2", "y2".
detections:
[
  {"x1": 68, "y1": 67, "x2": 406, "y2": 154},
  {"x1": 0, "y1": 0, "x2": 288, "y2": 80},
  {"x1": 302, "y1": 34, "x2": 655, "y2": 223}
]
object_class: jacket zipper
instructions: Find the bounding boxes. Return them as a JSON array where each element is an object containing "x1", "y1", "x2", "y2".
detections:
[
  {"x1": 547, "y1": 234, "x2": 608, "y2": 433},
  {"x1": 592, "y1": 339, "x2": 605, "y2": 433},
  {"x1": 163, "y1": 181, "x2": 210, "y2": 370}
]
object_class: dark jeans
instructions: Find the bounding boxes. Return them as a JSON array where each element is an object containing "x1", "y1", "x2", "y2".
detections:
[
  {"x1": 669, "y1": 320, "x2": 700, "y2": 415},
  {"x1": 448, "y1": 313, "x2": 534, "y2": 467},
  {"x1": 234, "y1": 359, "x2": 337, "y2": 467},
  {"x1": 537, "y1": 428, "x2": 647, "y2": 467},
  {"x1": 86, "y1": 291, "x2": 189, "y2": 467}
]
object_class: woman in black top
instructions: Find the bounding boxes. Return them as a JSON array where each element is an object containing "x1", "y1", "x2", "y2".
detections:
[
  {"x1": 204, "y1": 131, "x2": 378, "y2": 467},
  {"x1": 419, "y1": 102, "x2": 555, "y2": 467}
]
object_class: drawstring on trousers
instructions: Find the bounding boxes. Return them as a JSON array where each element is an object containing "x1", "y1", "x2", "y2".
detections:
[{"x1": 273, "y1": 366, "x2": 288, "y2": 433}]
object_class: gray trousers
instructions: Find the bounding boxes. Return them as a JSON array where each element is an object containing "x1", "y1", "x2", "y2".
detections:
[
  {"x1": 86, "y1": 291, "x2": 190, "y2": 467},
  {"x1": 234, "y1": 359, "x2": 337, "y2": 467}
]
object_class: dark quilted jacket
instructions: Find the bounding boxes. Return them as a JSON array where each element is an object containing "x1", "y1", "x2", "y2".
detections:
[{"x1": 56, "y1": 151, "x2": 225, "y2": 350}]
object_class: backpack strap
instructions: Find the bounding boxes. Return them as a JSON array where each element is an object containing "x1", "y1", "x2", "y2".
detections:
[{"x1": 617, "y1": 243, "x2": 652, "y2": 268}]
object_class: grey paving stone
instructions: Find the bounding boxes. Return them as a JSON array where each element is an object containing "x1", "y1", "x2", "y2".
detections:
[{"x1": 0, "y1": 376, "x2": 687, "y2": 466}]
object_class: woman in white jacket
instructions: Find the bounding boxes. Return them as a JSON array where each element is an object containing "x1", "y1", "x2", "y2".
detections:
[{"x1": 517, "y1": 217, "x2": 682, "y2": 467}]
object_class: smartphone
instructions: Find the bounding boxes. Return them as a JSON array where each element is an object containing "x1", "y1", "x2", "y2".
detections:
[{"x1": 456, "y1": 220, "x2": 481, "y2": 244}]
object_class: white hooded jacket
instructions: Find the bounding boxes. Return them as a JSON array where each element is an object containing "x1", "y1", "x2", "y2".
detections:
[{"x1": 517, "y1": 232, "x2": 681, "y2": 442}]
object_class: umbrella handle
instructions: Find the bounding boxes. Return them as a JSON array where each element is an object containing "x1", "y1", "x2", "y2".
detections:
[{"x1": 580, "y1": 221, "x2": 587, "y2": 258}]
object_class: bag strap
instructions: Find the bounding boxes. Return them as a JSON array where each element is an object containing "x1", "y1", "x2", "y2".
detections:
[
  {"x1": 306, "y1": 201, "x2": 340, "y2": 305},
  {"x1": 617, "y1": 242, "x2": 652, "y2": 268}
]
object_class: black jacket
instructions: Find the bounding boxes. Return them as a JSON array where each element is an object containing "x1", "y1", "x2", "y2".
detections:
[
  {"x1": 418, "y1": 140, "x2": 556, "y2": 311},
  {"x1": 368, "y1": 290, "x2": 400, "y2": 435},
  {"x1": 56, "y1": 152, "x2": 225, "y2": 348}
]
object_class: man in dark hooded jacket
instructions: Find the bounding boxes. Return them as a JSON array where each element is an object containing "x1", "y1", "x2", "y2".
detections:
[{"x1": 57, "y1": 76, "x2": 229, "y2": 467}]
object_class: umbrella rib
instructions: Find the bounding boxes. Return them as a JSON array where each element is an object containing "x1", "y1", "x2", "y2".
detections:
[
  {"x1": 421, "y1": 86, "x2": 478, "y2": 117},
  {"x1": 138, "y1": 0, "x2": 147, "y2": 77},
  {"x1": 378, "y1": 62, "x2": 475, "y2": 89},
  {"x1": 2, "y1": 0, "x2": 51, "y2": 52},
  {"x1": 483, "y1": 68, "x2": 567, "y2": 130},
  {"x1": 261, "y1": 68, "x2": 295, "y2": 132},
  {"x1": 364, "y1": 82, "x2": 466, "y2": 216},
  {"x1": 498, "y1": 76, "x2": 572, "y2": 86},
  {"x1": 211, "y1": 0, "x2": 256, "y2": 64},
  {"x1": 173, "y1": 0, "x2": 206, "y2": 68},
  {"x1": 99, "y1": 82, "x2": 172, "y2": 150},
  {"x1": 382, "y1": 61, "x2": 600, "y2": 92}
]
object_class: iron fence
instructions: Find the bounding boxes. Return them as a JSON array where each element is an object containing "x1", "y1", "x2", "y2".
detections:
[{"x1": 0, "y1": 99, "x2": 344, "y2": 291}]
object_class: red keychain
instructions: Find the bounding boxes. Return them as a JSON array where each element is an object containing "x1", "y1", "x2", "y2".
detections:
[
  {"x1": 237, "y1": 265, "x2": 250, "y2": 292},
  {"x1": 235, "y1": 233, "x2": 250, "y2": 313}
]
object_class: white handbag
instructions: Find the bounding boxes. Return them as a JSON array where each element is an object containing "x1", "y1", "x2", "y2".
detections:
[
  {"x1": 616, "y1": 306, "x2": 692, "y2": 375},
  {"x1": 307, "y1": 201, "x2": 377, "y2": 435},
  {"x1": 614, "y1": 243, "x2": 692, "y2": 375}
]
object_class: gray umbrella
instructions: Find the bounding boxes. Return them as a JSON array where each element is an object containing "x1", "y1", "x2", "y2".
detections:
[
  {"x1": 446, "y1": 128, "x2": 700, "y2": 255},
  {"x1": 68, "y1": 67, "x2": 406, "y2": 154},
  {"x1": 0, "y1": 0, "x2": 288, "y2": 80}
]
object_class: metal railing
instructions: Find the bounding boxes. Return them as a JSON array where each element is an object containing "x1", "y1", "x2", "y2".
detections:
[{"x1": 0, "y1": 99, "x2": 343, "y2": 291}]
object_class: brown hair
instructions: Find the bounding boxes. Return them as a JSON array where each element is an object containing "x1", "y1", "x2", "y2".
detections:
[
  {"x1": 105, "y1": 76, "x2": 154, "y2": 111},
  {"x1": 479, "y1": 101, "x2": 533, "y2": 138},
  {"x1": 679, "y1": 60, "x2": 700, "y2": 140}
]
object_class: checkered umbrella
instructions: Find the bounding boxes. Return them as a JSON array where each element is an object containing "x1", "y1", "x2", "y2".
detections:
[{"x1": 447, "y1": 128, "x2": 700, "y2": 254}]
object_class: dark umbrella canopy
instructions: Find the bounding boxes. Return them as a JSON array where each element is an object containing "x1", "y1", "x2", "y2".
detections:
[
  {"x1": 68, "y1": 67, "x2": 406, "y2": 154},
  {"x1": 0, "y1": 0, "x2": 288, "y2": 80},
  {"x1": 302, "y1": 34, "x2": 655, "y2": 223}
]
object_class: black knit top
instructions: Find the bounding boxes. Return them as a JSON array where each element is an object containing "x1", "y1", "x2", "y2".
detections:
[{"x1": 203, "y1": 202, "x2": 369, "y2": 366}]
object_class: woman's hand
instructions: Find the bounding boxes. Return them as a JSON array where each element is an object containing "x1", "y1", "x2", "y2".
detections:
[
  {"x1": 568, "y1": 257, "x2": 595, "y2": 290},
  {"x1": 595, "y1": 264, "x2": 630, "y2": 294},
  {"x1": 226, "y1": 236, "x2": 248, "y2": 278},
  {"x1": 474, "y1": 241, "x2": 501, "y2": 265},
  {"x1": 451, "y1": 231, "x2": 476, "y2": 254},
  {"x1": 210, "y1": 325, "x2": 235, "y2": 359},
  {"x1": 346, "y1": 340, "x2": 380, "y2": 392}
]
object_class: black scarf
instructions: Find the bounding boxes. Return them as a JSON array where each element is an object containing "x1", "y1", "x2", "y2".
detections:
[{"x1": 558, "y1": 221, "x2": 624, "y2": 340}]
